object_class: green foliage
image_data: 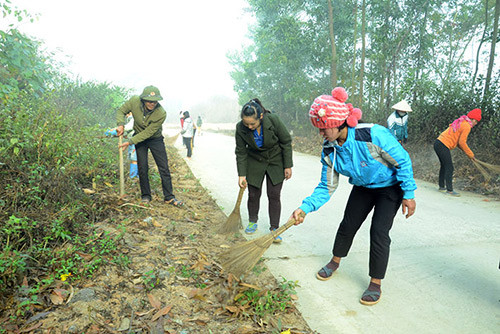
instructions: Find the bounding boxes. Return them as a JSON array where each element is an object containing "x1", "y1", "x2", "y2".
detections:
[
  {"x1": 235, "y1": 277, "x2": 299, "y2": 318},
  {"x1": 142, "y1": 269, "x2": 160, "y2": 291}
]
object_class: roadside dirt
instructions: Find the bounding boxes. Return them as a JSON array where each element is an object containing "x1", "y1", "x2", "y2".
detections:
[{"x1": 8, "y1": 141, "x2": 314, "y2": 334}]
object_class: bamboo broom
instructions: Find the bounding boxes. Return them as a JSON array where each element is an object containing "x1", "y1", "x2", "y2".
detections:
[
  {"x1": 219, "y1": 212, "x2": 305, "y2": 277},
  {"x1": 217, "y1": 186, "x2": 245, "y2": 234},
  {"x1": 475, "y1": 159, "x2": 500, "y2": 174},
  {"x1": 166, "y1": 133, "x2": 180, "y2": 145},
  {"x1": 472, "y1": 160, "x2": 491, "y2": 182}
]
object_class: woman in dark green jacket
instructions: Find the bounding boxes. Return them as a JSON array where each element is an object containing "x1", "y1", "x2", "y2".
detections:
[{"x1": 235, "y1": 99, "x2": 293, "y2": 242}]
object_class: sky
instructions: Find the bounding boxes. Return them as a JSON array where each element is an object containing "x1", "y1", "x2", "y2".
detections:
[{"x1": 6, "y1": 0, "x2": 253, "y2": 109}]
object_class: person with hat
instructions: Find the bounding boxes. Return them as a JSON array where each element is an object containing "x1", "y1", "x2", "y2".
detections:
[
  {"x1": 235, "y1": 98, "x2": 293, "y2": 242},
  {"x1": 181, "y1": 111, "x2": 194, "y2": 158},
  {"x1": 433, "y1": 108, "x2": 482, "y2": 197},
  {"x1": 387, "y1": 100, "x2": 412, "y2": 144},
  {"x1": 291, "y1": 87, "x2": 417, "y2": 305},
  {"x1": 116, "y1": 85, "x2": 183, "y2": 206}
]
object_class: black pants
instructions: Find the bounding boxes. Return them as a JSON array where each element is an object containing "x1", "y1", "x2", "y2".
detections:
[
  {"x1": 247, "y1": 174, "x2": 284, "y2": 230},
  {"x1": 434, "y1": 139, "x2": 453, "y2": 191},
  {"x1": 332, "y1": 184, "x2": 403, "y2": 279},
  {"x1": 182, "y1": 137, "x2": 192, "y2": 157},
  {"x1": 135, "y1": 136, "x2": 175, "y2": 201}
]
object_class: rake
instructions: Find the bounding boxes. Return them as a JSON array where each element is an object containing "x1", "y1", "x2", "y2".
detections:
[
  {"x1": 166, "y1": 133, "x2": 180, "y2": 145},
  {"x1": 219, "y1": 213, "x2": 304, "y2": 277},
  {"x1": 217, "y1": 187, "x2": 245, "y2": 234}
]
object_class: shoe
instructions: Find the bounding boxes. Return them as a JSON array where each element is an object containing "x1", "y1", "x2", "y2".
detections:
[
  {"x1": 446, "y1": 191, "x2": 460, "y2": 197},
  {"x1": 316, "y1": 260, "x2": 339, "y2": 281},
  {"x1": 141, "y1": 197, "x2": 151, "y2": 203},
  {"x1": 271, "y1": 229, "x2": 282, "y2": 243},
  {"x1": 165, "y1": 198, "x2": 184, "y2": 207},
  {"x1": 438, "y1": 187, "x2": 446, "y2": 192},
  {"x1": 245, "y1": 222, "x2": 258, "y2": 234}
]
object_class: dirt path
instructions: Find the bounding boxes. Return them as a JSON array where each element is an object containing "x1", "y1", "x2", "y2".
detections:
[{"x1": 174, "y1": 128, "x2": 500, "y2": 334}]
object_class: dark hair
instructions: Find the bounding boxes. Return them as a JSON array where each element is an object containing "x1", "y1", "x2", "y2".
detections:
[
  {"x1": 183, "y1": 111, "x2": 190, "y2": 118},
  {"x1": 338, "y1": 118, "x2": 365, "y2": 130},
  {"x1": 241, "y1": 98, "x2": 270, "y2": 120}
]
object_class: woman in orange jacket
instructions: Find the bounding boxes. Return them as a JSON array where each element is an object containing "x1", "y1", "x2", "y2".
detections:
[{"x1": 433, "y1": 108, "x2": 481, "y2": 197}]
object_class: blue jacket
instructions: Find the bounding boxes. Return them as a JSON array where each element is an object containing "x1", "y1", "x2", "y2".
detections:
[{"x1": 300, "y1": 124, "x2": 417, "y2": 214}]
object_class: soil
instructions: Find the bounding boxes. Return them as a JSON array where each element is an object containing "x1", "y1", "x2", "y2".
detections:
[{"x1": 2, "y1": 142, "x2": 314, "y2": 334}]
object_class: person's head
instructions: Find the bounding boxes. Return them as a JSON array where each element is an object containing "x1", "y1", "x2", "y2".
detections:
[
  {"x1": 241, "y1": 98, "x2": 268, "y2": 130},
  {"x1": 391, "y1": 100, "x2": 412, "y2": 117},
  {"x1": 183, "y1": 111, "x2": 190, "y2": 118},
  {"x1": 308, "y1": 87, "x2": 362, "y2": 141},
  {"x1": 140, "y1": 85, "x2": 163, "y2": 111},
  {"x1": 467, "y1": 108, "x2": 481, "y2": 127}
]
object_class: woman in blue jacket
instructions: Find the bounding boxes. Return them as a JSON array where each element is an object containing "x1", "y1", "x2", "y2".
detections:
[{"x1": 292, "y1": 87, "x2": 417, "y2": 306}]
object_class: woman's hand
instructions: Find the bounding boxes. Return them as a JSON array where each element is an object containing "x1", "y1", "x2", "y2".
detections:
[
  {"x1": 292, "y1": 208, "x2": 306, "y2": 225},
  {"x1": 238, "y1": 176, "x2": 247, "y2": 188},
  {"x1": 284, "y1": 168, "x2": 292, "y2": 180},
  {"x1": 401, "y1": 198, "x2": 416, "y2": 219},
  {"x1": 119, "y1": 141, "x2": 130, "y2": 151},
  {"x1": 116, "y1": 125, "x2": 124, "y2": 136}
]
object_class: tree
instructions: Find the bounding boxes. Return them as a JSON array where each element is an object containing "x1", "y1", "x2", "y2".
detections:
[{"x1": 484, "y1": 0, "x2": 500, "y2": 100}]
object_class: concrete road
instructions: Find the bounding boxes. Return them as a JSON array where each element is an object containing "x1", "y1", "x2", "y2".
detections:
[{"x1": 167, "y1": 128, "x2": 500, "y2": 334}]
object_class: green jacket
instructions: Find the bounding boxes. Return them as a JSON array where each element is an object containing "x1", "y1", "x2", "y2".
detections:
[
  {"x1": 116, "y1": 96, "x2": 166, "y2": 145},
  {"x1": 235, "y1": 113, "x2": 293, "y2": 188}
]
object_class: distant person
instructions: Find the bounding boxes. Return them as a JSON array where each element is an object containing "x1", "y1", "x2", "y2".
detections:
[
  {"x1": 387, "y1": 100, "x2": 412, "y2": 144},
  {"x1": 291, "y1": 87, "x2": 417, "y2": 306},
  {"x1": 433, "y1": 108, "x2": 481, "y2": 197},
  {"x1": 179, "y1": 110, "x2": 185, "y2": 128},
  {"x1": 235, "y1": 98, "x2": 293, "y2": 242},
  {"x1": 196, "y1": 115, "x2": 203, "y2": 136},
  {"x1": 116, "y1": 85, "x2": 183, "y2": 206},
  {"x1": 181, "y1": 111, "x2": 194, "y2": 158}
]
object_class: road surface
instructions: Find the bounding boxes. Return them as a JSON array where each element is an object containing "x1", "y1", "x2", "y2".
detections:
[{"x1": 166, "y1": 127, "x2": 500, "y2": 334}]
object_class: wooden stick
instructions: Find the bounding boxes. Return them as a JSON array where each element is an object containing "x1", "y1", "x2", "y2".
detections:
[{"x1": 119, "y1": 135, "x2": 125, "y2": 197}]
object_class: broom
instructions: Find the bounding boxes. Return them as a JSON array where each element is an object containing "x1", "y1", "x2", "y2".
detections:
[
  {"x1": 217, "y1": 186, "x2": 245, "y2": 234},
  {"x1": 472, "y1": 160, "x2": 491, "y2": 182},
  {"x1": 166, "y1": 133, "x2": 180, "y2": 145},
  {"x1": 119, "y1": 135, "x2": 125, "y2": 197},
  {"x1": 475, "y1": 159, "x2": 500, "y2": 174},
  {"x1": 219, "y1": 212, "x2": 305, "y2": 277}
]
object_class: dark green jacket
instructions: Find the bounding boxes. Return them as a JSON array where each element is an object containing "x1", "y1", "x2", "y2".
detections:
[
  {"x1": 116, "y1": 96, "x2": 166, "y2": 145},
  {"x1": 235, "y1": 113, "x2": 293, "y2": 188}
]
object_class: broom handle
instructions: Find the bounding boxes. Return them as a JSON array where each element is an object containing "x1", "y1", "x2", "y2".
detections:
[
  {"x1": 119, "y1": 135, "x2": 125, "y2": 196},
  {"x1": 235, "y1": 186, "x2": 245, "y2": 207},
  {"x1": 272, "y1": 212, "x2": 306, "y2": 237}
]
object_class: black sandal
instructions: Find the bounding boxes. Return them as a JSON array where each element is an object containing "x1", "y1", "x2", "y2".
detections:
[
  {"x1": 316, "y1": 260, "x2": 339, "y2": 281},
  {"x1": 165, "y1": 198, "x2": 184, "y2": 207}
]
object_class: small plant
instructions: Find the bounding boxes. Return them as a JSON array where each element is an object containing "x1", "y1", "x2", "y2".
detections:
[
  {"x1": 142, "y1": 270, "x2": 160, "y2": 291},
  {"x1": 234, "y1": 277, "x2": 299, "y2": 318}
]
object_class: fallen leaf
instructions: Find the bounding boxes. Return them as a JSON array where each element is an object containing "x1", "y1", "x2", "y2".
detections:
[
  {"x1": 148, "y1": 293, "x2": 161, "y2": 310},
  {"x1": 135, "y1": 308, "x2": 155, "y2": 317},
  {"x1": 152, "y1": 219, "x2": 162, "y2": 227},
  {"x1": 104, "y1": 182, "x2": 113, "y2": 188},
  {"x1": 83, "y1": 188, "x2": 96, "y2": 194},
  {"x1": 49, "y1": 291, "x2": 64, "y2": 305},
  {"x1": 151, "y1": 305, "x2": 172, "y2": 322},
  {"x1": 239, "y1": 282, "x2": 261, "y2": 290}
]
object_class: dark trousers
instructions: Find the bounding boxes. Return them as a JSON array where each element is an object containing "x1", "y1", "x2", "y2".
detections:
[
  {"x1": 247, "y1": 174, "x2": 284, "y2": 230},
  {"x1": 332, "y1": 184, "x2": 403, "y2": 279},
  {"x1": 182, "y1": 137, "x2": 192, "y2": 157},
  {"x1": 135, "y1": 136, "x2": 175, "y2": 201},
  {"x1": 434, "y1": 139, "x2": 454, "y2": 191}
]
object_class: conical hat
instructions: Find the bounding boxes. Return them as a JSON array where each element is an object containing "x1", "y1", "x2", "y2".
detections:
[{"x1": 391, "y1": 100, "x2": 412, "y2": 112}]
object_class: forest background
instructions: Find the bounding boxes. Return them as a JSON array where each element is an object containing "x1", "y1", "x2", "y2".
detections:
[{"x1": 0, "y1": 0, "x2": 499, "y2": 328}]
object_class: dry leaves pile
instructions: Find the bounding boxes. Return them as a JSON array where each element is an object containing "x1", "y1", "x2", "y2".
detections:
[{"x1": 5, "y1": 144, "x2": 314, "y2": 334}]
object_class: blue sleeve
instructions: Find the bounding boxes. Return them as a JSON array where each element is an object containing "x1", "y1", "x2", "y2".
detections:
[{"x1": 299, "y1": 153, "x2": 339, "y2": 213}]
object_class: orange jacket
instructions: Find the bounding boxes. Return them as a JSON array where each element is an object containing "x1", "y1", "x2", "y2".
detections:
[{"x1": 437, "y1": 121, "x2": 474, "y2": 158}]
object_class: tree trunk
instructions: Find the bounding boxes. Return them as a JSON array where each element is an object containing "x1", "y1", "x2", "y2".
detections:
[
  {"x1": 413, "y1": 3, "x2": 429, "y2": 103},
  {"x1": 484, "y1": 0, "x2": 499, "y2": 100},
  {"x1": 471, "y1": 0, "x2": 489, "y2": 93},
  {"x1": 351, "y1": 0, "x2": 358, "y2": 95},
  {"x1": 327, "y1": 0, "x2": 337, "y2": 87},
  {"x1": 358, "y1": 0, "x2": 366, "y2": 106}
]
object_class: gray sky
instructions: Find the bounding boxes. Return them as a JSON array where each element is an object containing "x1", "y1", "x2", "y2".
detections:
[{"x1": 8, "y1": 0, "x2": 252, "y2": 109}]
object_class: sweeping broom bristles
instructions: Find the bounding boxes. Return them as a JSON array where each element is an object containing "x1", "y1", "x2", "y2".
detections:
[
  {"x1": 217, "y1": 187, "x2": 245, "y2": 234},
  {"x1": 472, "y1": 160, "x2": 492, "y2": 182},
  {"x1": 166, "y1": 133, "x2": 180, "y2": 145},
  {"x1": 475, "y1": 159, "x2": 500, "y2": 174},
  {"x1": 219, "y1": 213, "x2": 304, "y2": 277}
]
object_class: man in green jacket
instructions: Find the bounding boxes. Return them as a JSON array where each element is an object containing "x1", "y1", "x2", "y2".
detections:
[{"x1": 116, "y1": 86, "x2": 183, "y2": 206}]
